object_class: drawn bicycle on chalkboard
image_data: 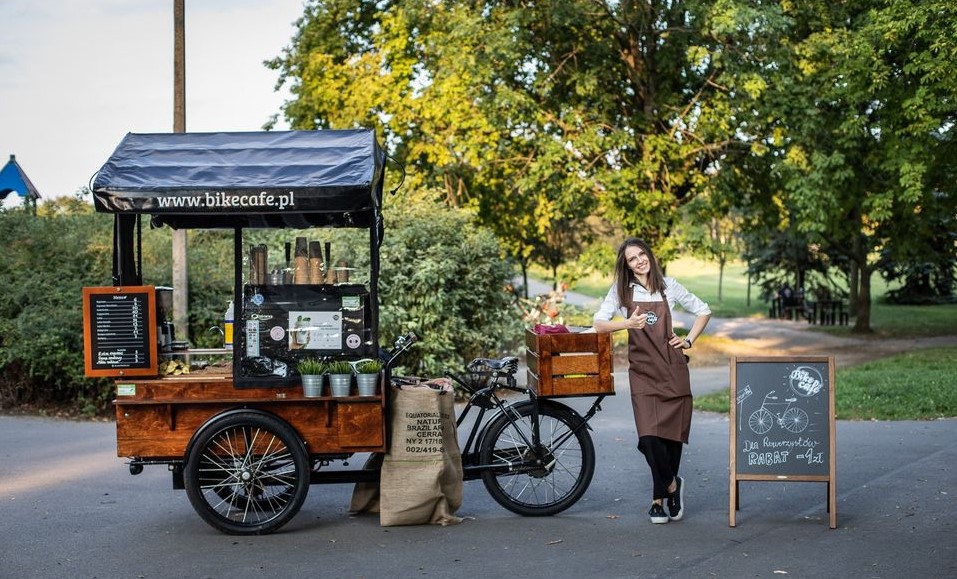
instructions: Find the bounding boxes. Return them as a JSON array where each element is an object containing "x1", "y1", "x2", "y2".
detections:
[{"x1": 748, "y1": 390, "x2": 809, "y2": 435}]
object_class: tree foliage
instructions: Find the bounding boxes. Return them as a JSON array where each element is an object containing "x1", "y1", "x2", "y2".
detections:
[
  {"x1": 376, "y1": 190, "x2": 522, "y2": 373},
  {"x1": 732, "y1": 0, "x2": 957, "y2": 332},
  {"x1": 268, "y1": 0, "x2": 777, "y2": 268}
]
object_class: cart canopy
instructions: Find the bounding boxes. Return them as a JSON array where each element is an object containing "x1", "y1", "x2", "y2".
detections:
[{"x1": 91, "y1": 129, "x2": 385, "y2": 229}]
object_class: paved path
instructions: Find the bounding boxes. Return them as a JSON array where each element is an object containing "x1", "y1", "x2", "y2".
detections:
[{"x1": 2, "y1": 403, "x2": 954, "y2": 578}]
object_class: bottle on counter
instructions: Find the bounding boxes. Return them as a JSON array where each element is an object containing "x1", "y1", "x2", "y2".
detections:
[{"x1": 224, "y1": 300, "x2": 234, "y2": 350}]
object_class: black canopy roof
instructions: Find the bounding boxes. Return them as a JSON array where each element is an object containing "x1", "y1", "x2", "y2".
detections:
[{"x1": 91, "y1": 129, "x2": 385, "y2": 229}]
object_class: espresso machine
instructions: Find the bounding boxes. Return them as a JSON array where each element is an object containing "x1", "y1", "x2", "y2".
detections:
[{"x1": 155, "y1": 286, "x2": 175, "y2": 351}]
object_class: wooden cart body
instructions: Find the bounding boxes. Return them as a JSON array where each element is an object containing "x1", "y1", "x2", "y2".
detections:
[
  {"x1": 114, "y1": 375, "x2": 386, "y2": 461},
  {"x1": 87, "y1": 129, "x2": 391, "y2": 469}
]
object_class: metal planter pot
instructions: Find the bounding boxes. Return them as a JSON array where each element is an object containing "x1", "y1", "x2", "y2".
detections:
[
  {"x1": 302, "y1": 374, "x2": 324, "y2": 397},
  {"x1": 328, "y1": 374, "x2": 352, "y2": 397},
  {"x1": 356, "y1": 373, "x2": 379, "y2": 396}
]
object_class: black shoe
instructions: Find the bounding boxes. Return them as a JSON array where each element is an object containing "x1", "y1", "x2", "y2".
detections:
[
  {"x1": 667, "y1": 476, "x2": 685, "y2": 521},
  {"x1": 648, "y1": 502, "x2": 669, "y2": 524}
]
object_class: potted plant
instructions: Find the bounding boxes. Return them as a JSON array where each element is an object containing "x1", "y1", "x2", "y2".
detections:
[
  {"x1": 353, "y1": 358, "x2": 383, "y2": 396},
  {"x1": 326, "y1": 359, "x2": 354, "y2": 397},
  {"x1": 297, "y1": 358, "x2": 326, "y2": 397}
]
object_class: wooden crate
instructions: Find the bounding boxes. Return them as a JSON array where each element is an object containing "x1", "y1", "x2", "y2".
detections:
[{"x1": 525, "y1": 329, "x2": 614, "y2": 397}]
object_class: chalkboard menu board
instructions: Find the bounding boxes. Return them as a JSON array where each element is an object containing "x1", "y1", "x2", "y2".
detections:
[
  {"x1": 83, "y1": 286, "x2": 158, "y2": 377},
  {"x1": 729, "y1": 356, "x2": 836, "y2": 528}
]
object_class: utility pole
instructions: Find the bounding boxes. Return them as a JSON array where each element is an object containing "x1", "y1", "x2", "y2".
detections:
[{"x1": 172, "y1": 0, "x2": 189, "y2": 340}]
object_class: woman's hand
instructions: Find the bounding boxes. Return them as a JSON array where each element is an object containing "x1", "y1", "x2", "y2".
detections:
[
  {"x1": 669, "y1": 333, "x2": 691, "y2": 350},
  {"x1": 626, "y1": 308, "x2": 649, "y2": 330}
]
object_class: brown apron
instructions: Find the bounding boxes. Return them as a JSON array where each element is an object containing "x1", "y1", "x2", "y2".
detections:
[{"x1": 627, "y1": 292, "x2": 692, "y2": 443}]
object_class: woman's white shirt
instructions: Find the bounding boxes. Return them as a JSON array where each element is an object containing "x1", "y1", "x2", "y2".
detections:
[{"x1": 592, "y1": 277, "x2": 711, "y2": 322}]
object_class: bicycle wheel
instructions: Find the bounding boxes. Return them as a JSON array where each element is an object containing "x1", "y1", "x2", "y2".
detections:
[
  {"x1": 478, "y1": 401, "x2": 595, "y2": 516},
  {"x1": 781, "y1": 407, "x2": 809, "y2": 433},
  {"x1": 748, "y1": 408, "x2": 773, "y2": 434},
  {"x1": 184, "y1": 412, "x2": 310, "y2": 535}
]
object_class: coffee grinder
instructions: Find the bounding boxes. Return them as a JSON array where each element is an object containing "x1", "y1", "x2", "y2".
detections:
[{"x1": 155, "y1": 286, "x2": 175, "y2": 351}]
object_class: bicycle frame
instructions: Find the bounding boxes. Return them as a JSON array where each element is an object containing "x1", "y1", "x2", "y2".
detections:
[{"x1": 446, "y1": 369, "x2": 605, "y2": 480}]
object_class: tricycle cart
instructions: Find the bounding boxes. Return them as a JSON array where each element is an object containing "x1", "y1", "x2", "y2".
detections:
[
  {"x1": 84, "y1": 129, "x2": 395, "y2": 535},
  {"x1": 83, "y1": 129, "x2": 613, "y2": 535}
]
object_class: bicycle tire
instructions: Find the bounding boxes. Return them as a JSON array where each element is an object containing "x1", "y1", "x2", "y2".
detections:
[
  {"x1": 184, "y1": 412, "x2": 310, "y2": 535},
  {"x1": 749, "y1": 408, "x2": 773, "y2": 434},
  {"x1": 478, "y1": 400, "x2": 595, "y2": 516},
  {"x1": 781, "y1": 407, "x2": 810, "y2": 434}
]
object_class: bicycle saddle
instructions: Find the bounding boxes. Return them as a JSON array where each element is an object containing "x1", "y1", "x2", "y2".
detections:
[{"x1": 468, "y1": 356, "x2": 520, "y2": 374}]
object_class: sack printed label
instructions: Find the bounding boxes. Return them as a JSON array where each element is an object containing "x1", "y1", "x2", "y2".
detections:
[{"x1": 402, "y1": 411, "x2": 451, "y2": 454}]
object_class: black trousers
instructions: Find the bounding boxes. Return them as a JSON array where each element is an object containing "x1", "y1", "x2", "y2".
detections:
[{"x1": 638, "y1": 435, "x2": 683, "y2": 500}]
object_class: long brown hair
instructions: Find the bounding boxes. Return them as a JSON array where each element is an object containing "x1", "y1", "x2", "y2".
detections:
[{"x1": 614, "y1": 237, "x2": 665, "y2": 305}]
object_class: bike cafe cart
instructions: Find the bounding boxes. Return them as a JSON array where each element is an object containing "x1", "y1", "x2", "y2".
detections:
[
  {"x1": 82, "y1": 129, "x2": 393, "y2": 535},
  {"x1": 82, "y1": 128, "x2": 615, "y2": 536}
]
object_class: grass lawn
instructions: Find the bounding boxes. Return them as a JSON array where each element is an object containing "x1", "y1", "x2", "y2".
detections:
[{"x1": 694, "y1": 346, "x2": 957, "y2": 420}]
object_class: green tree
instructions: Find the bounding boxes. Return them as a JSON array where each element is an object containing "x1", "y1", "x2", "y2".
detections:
[
  {"x1": 745, "y1": 0, "x2": 957, "y2": 332},
  {"x1": 267, "y1": 1, "x2": 778, "y2": 270}
]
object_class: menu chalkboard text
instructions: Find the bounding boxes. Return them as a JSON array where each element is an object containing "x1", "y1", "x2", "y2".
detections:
[{"x1": 83, "y1": 286, "x2": 158, "y2": 377}]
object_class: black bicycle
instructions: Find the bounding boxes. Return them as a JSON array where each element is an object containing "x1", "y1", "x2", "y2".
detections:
[{"x1": 445, "y1": 356, "x2": 606, "y2": 516}]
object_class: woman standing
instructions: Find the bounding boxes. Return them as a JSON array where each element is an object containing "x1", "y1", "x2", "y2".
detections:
[{"x1": 593, "y1": 238, "x2": 711, "y2": 524}]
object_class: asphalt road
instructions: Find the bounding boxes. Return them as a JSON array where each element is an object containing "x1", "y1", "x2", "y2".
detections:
[{"x1": 2, "y1": 383, "x2": 954, "y2": 578}]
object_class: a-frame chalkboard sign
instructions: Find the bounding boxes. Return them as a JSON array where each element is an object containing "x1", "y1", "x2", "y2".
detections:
[{"x1": 729, "y1": 356, "x2": 837, "y2": 528}]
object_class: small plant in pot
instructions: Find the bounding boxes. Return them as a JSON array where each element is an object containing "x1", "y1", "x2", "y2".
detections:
[
  {"x1": 298, "y1": 358, "x2": 326, "y2": 397},
  {"x1": 326, "y1": 360, "x2": 354, "y2": 397},
  {"x1": 354, "y1": 358, "x2": 383, "y2": 396}
]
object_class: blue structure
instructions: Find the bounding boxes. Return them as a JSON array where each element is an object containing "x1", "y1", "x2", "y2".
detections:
[{"x1": 0, "y1": 154, "x2": 41, "y2": 212}]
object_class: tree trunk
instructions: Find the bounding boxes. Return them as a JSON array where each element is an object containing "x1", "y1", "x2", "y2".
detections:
[
  {"x1": 746, "y1": 259, "x2": 751, "y2": 307},
  {"x1": 718, "y1": 258, "x2": 725, "y2": 302},
  {"x1": 852, "y1": 264, "x2": 873, "y2": 334},
  {"x1": 521, "y1": 261, "x2": 529, "y2": 299},
  {"x1": 848, "y1": 261, "x2": 859, "y2": 312}
]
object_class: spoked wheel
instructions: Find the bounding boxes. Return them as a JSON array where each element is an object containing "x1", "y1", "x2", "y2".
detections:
[
  {"x1": 478, "y1": 401, "x2": 595, "y2": 516},
  {"x1": 184, "y1": 412, "x2": 310, "y2": 535},
  {"x1": 749, "y1": 408, "x2": 773, "y2": 434},
  {"x1": 781, "y1": 407, "x2": 810, "y2": 433}
]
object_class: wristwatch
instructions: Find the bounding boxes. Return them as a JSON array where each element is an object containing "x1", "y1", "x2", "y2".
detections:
[{"x1": 683, "y1": 338, "x2": 693, "y2": 349}]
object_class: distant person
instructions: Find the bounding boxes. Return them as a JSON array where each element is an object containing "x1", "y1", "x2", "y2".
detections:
[
  {"x1": 776, "y1": 283, "x2": 794, "y2": 318},
  {"x1": 592, "y1": 237, "x2": 711, "y2": 524},
  {"x1": 778, "y1": 283, "x2": 793, "y2": 300}
]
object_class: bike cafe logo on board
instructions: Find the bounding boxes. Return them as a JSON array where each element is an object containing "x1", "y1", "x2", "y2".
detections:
[{"x1": 789, "y1": 365, "x2": 824, "y2": 397}]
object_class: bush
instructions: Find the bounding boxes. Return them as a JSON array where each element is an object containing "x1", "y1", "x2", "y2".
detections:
[
  {"x1": 0, "y1": 206, "x2": 114, "y2": 414},
  {"x1": 377, "y1": 191, "x2": 523, "y2": 374}
]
